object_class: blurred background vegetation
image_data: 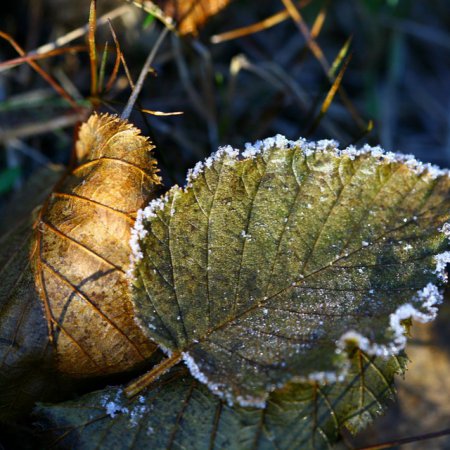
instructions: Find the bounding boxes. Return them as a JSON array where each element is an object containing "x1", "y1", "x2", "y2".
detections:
[{"x1": 0, "y1": 0, "x2": 449, "y2": 448}]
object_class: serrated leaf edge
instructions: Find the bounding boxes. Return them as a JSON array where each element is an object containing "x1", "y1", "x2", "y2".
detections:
[{"x1": 128, "y1": 135, "x2": 450, "y2": 406}]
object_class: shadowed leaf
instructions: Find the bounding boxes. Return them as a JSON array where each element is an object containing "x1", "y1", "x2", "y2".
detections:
[
  {"x1": 32, "y1": 113, "x2": 161, "y2": 377},
  {"x1": 0, "y1": 165, "x2": 63, "y2": 236},
  {"x1": 130, "y1": 136, "x2": 450, "y2": 406},
  {"x1": 0, "y1": 166, "x2": 71, "y2": 421},
  {"x1": 35, "y1": 351, "x2": 406, "y2": 449}
]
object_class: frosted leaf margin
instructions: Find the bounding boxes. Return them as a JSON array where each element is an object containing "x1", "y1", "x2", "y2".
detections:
[{"x1": 128, "y1": 135, "x2": 450, "y2": 407}]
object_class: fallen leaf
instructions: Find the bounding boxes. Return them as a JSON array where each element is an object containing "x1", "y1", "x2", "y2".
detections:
[
  {"x1": 35, "y1": 350, "x2": 406, "y2": 449},
  {"x1": 0, "y1": 166, "x2": 72, "y2": 421},
  {"x1": 130, "y1": 136, "x2": 450, "y2": 406},
  {"x1": 32, "y1": 113, "x2": 161, "y2": 377}
]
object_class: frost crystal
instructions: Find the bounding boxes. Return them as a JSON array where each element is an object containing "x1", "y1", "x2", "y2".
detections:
[
  {"x1": 434, "y1": 251, "x2": 450, "y2": 280},
  {"x1": 100, "y1": 390, "x2": 129, "y2": 418},
  {"x1": 186, "y1": 145, "x2": 239, "y2": 187},
  {"x1": 182, "y1": 351, "x2": 266, "y2": 407},
  {"x1": 127, "y1": 192, "x2": 173, "y2": 280},
  {"x1": 439, "y1": 222, "x2": 450, "y2": 237},
  {"x1": 337, "y1": 282, "x2": 443, "y2": 357}
]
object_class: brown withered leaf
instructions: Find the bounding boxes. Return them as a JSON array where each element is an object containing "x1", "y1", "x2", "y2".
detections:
[
  {"x1": 147, "y1": 0, "x2": 233, "y2": 35},
  {"x1": 32, "y1": 113, "x2": 161, "y2": 377}
]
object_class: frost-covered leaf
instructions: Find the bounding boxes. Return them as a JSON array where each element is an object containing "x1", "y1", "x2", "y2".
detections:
[
  {"x1": 0, "y1": 166, "x2": 71, "y2": 421},
  {"x1": 35, "y1": 351, "x2": 406, "y2": 450},
  {"x1": 131, "y1": 136, "x2": 450, "y2": 406},
  {"x1": 31, "y1": 113, "x2": 161, "y2": 377}
]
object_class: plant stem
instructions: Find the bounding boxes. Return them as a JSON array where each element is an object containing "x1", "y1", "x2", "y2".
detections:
[{"x1": 124, "y1": 352, "x2": 182, "y2": 398}]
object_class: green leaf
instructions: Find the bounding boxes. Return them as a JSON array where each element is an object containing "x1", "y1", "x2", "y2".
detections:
[
  {"x1": 143, "y1": 13, "x2": 156, "y2": 29},
  {"x1": 130, "y1": 136, "x2": 450, "y2": 406},
  {"x1": 0, "y1": 166, "x2": 21, "y2": 195},
  {"x1": 35, "y1": 351, "x2": 406, "y2": 450},
  {"x1": 0, "y1": 165, "x2": 71, "y2": 421}
]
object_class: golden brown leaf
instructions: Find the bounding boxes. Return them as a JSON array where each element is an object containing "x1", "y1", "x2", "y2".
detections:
[
  {"x1": 32, "y1": 113, "x2": 161, "y2": 377},
  {"x1": 149, "y1": 0, "x2": 232, "y2": 35}
]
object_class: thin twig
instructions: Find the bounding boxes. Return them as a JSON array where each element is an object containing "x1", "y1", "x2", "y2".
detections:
[
  {"x1": 0, "y1": 4, "x2": 132, "y2": 73},
  {"x1": 121, "y1": 26, "x2": 170, "y2": 120},
  {"x1": 211, "y1": 0, "x2": 311, "y2": 43},
  {"x1": 0, "y1": 31, "x2": 79, "y2": 110}
]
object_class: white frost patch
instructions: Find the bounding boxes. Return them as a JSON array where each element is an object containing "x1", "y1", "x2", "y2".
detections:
[
  {"x1": 434, "y1": 251, "x2": 450, "y2": 281},
  {"x1": 127, "y1": 192, "x2": 174, "y2": 280},
  {"x1": 105, "y1": 401, "x2": 128, "y2": 418},
  {"x1": 100, "y1": 390, "x2": 129, "y2": 418},
  {"x1": 238, "y1": 135, "x2": 450, "y2": 179},
  {"x1": 100, "y1": 390, "x2": 155, "y2": 429},
  {"x1": 183, "y1": 351, "x2": 217, "y2": 387},
  {"x1": 439, "y1": 222, "x2": 450, "y2": 237},
  {"x1": 186, "y1": 145, "x2": 239, "y2": 187},
  {"x1": 240, "y1": 230, "x2": 252, "y2": 240},
  {"x1": 158, "y1": 342, "x2": 173, "y2": 357},
  {"x1": 182, "y1": 351, "x2": 267, "y2": 408},
  {"x1": 337, "y1": 282, "x2": 443, "y2": 357},
  {"x1": 307, "y1": 370, "x2": 345, "y2": 384}
]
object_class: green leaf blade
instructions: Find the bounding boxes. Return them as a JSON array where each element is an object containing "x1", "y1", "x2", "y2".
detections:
[
  {"x1": 131, "y1": 137, "x2": 450, "y2": 406},
  {"x1": 35, "y1": 352, "x2": 407, "y2": 450}
]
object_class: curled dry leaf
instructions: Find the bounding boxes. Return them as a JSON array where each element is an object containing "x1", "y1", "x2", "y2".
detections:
[
  {"x1": 32, "y1": 113, "x2": 161, "y2": 377},
  {"x1": 148, "y1": 0, "x2": 233, "y2": 35}
]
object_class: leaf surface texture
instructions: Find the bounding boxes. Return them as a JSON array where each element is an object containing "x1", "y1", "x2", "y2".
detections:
[
  {"x1": 32, "y1": 113, "x2": 161, "y2": 376},
  {"x1": 131, "y1": 138, "x2": 450, "y2": 405},
  {"x1": 36, "y1": 351, "x2": 406, "y2": 450},
  {"x1": 0, "y1": 166, "x2": 69, "y2": 420}
]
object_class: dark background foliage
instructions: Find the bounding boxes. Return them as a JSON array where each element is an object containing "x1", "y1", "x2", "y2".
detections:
[{"x1": 0, "y1": 0, "x2": 449, "y2": 448}]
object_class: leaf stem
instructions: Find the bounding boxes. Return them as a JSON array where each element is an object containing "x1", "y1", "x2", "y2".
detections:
[{"x1": 124, "y1": 352, "x2": 182, "y2": 398}]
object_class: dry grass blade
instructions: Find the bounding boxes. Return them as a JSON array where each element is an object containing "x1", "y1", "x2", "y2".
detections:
[
  {"x1": 280, "y1": 0, "x2": 329, "y2": 73},
  {"x1": 31, "y1": 113, "x2": 161, "y2": 376},
  {"x1": 89, "y1": 0, "x2": 99, "y2": 100},
  {"x1": 280, "y1": 0, "x2": 368, "y2": 132},
  {"x1": 307, "y1": 51, "x2": 352, "y2": 135},
  {"x1": 121, "y1": 26, "x2": 170, "y2": 120},
  {"x1": 141, "y1": 108, "x2": 183, "y2": 116},
  {"x1": 211, "y1": 0, "x2": 311, "y2": 44},
  {"x1": 0, "y1": 45, "x2": 87, "y2": 70},
  {"x1": 0, "y1": 113, "x2": 86, "y2": 144},
  {"x1": 328, "y1": 36, "x2": 353, "y2": 79},
  {"x1": 0, "y1": 4, "x2": 132, "y2": 74},
  {"x1": 0, "y1": 31, "x2": 79, "y2": 110},
  {"x1": 104, "y1": 22, "x2": 123, "y2": 94}
]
